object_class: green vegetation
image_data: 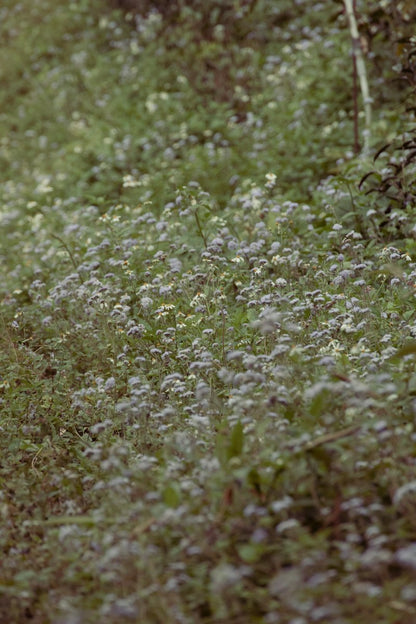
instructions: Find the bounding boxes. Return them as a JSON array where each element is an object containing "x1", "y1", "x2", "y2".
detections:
[{"x1": 1, "y1": 1, "x2": 416, "y2": 622}]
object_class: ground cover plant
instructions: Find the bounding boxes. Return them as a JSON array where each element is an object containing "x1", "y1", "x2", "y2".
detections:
[{"x1": 1, "y1": 0, "x2": 416, "y2": 622}]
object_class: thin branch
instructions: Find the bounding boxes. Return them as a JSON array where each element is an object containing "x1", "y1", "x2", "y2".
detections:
[
  {"x1": 50, "y1": 233, "x2": 84, "y2": 282},
  {"x1": 344, "y1": 0, "x2": 372, "y2": 154},
  {"x1": 352, "y1": 44, "x2": 360, "y2": 154}
]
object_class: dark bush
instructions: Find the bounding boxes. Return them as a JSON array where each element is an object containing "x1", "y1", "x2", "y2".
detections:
[
  {"x1": 105, "y1": 0, "x2": 276, "y2": 112},
  {"x1": 108, "y1": 0, "x2": 262, "y2": 41},
  {"x1": 353, "y1": 0, "x2": 416, "y2": 240},
  {"x1": 356, "y1": 0, "x2": 416, "y2": 87}
]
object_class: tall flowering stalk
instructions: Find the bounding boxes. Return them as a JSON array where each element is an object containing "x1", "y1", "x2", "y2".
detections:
[{"x1": 344, "y1": 0, "x2": 372, "y2": 154}]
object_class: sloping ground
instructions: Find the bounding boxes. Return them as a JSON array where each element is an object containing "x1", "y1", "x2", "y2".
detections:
[{"x1": 1, "y1": 1, "x2": 416, "y2": 623}]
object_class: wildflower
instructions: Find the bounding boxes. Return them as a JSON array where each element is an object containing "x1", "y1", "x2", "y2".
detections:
[
  {"x1": 340, "y1": 317, "x2": 357, "y2": 333},
  {"x1": 210, "y1": 563, "x2": 244, "y2": 593},
  {"x1": 190, "y1": 292, "x2": 206, "y2": 307},
  {"x1": 393, "y1": 481, "x2": 416, "y2": 506},
  {"x1": 320, "y1": 339, "x2": 346, "y2": 357},
  {"x1": 35, "y1": 176, "x2": 53, "y2": 194},
  {"x1": 140, "y1": 296, "x2": 153, "y2": 309},
  {"x1": 231, "y1": 255, "x2": 244, "y2": 264},
  {"x1": 104, "y1": 377, "x2": 116, "y2": 392},
  {"x1": 252, "y1": 308, "x2": 282, "y2": 334},
  {"x1": 395, "y1": 544, "x2": 416, "y2": 571},
  {"x1": 122, "y1": 174, "x2": 140, "y2": 188},
  {"x1": 275, "y1": 277, "x2": 287, "y2": 287},
  {"x1": 127, "y1": 324, "x2": 145, "y2": 337},
  {"x1": 265, "y1": 172, "x2": 277, "y2": 189},
  {"x1": 156, "y1": 303, "x2": 175, "y2": 317}
]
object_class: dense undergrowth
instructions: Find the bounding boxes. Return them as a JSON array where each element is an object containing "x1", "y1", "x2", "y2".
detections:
[{"x1": 1, "y1": 1, "x2": 416, "y2": 622}]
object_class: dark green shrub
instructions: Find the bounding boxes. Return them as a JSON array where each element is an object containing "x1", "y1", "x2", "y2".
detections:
[
  {"x1": 108, "y1": 0, "x2": 262, "y2": 41},
  {"x1": 355, "y1": 1, "x2": 416, "y2": 240},
  {"x1": 356, "y1": 0, "x2": 416, "y2": 89}
]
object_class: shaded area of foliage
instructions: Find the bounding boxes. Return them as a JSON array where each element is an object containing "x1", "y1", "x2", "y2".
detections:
[
  {"x1": 110, "y1": 0, "x2": 281, "y2": 41},
  {"x1": 354, "y1": 0, "x2": 416, "y2": 242}
]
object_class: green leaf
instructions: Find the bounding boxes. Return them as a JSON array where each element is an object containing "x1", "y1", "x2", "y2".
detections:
[
  {"x1": 308, "y1": 386, "x2": 330, "y2": 417},
  {"x1": 247, "y1": 467, "x2": 262, "y2": 493},
  {"x1": 407, "y1": 374, "x2": 416, "y2": 394},
  {"x1": 215, "y1": 432, "x2": 228, "y2": 467},
  {"x1": 237, "y1": 543, "x2": 265, "y2": 564},
  {"x1": 380, "y1": 263, "x2": 404, "y2": 278},
  {"x1": 390, "y1": 342, "x2": 416, "y2": 361},
  {"x1": 163, "y1": 484, "x2": 181, "y2": 508},
  {"x1": 228, "y1": 420, "x2": 244, "y2": 460}
]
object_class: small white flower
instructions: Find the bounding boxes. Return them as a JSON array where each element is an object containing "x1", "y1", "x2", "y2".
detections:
[
  {"x1": 122, "y1": 174, "x2": 140, "y2": 188},
  {"x1": 265, "y1": 172, "x2": 277, "y2": 189},
  {"x1": 231, "y1": 255, "x2": 244, "y2": 264}
]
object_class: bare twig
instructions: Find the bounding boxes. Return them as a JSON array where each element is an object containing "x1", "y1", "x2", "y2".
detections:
[{"x1": 344, "y1": 0, "x2": 372, "y2": 154}]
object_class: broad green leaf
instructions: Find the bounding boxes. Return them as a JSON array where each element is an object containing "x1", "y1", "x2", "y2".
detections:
[
  {"x1": 163, "y1": 484, "x2": 181, "y2": 508},
  {"x1": 380, "y1": 263, "x2": 404, "y2": 278},
  {"x1": 390, "y1": 342, "x2": 416, "y2": 361},
  {"x1": 228, "y1": 420, "x2": 244, "y2": 460},
  {"x1": 408, "y1": 374, "x2": 416, "y2": 394},
  {"x1": 237, "y1": 543, "x2": 265, "y2": 564}
]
